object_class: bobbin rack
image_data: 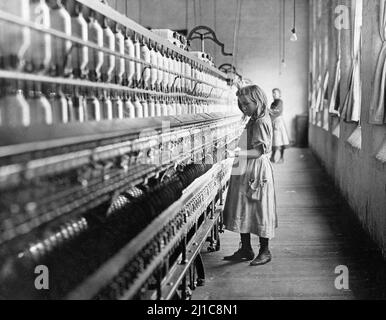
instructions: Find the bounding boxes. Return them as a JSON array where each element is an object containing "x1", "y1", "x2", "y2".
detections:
[{"x1": 0, "y1": 0, "x2": 244, "y2": 300}]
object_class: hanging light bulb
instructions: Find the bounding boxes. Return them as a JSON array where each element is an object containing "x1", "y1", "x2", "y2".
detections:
[
  {"x1": 290, "y1": 28, "x2": 298, "y2": 42},
  {"x1": 290, "y1": 0, "x2": 297, "y2": 41},
  {"x1": 281, "y1": 58, "x2": 286, "y2": 69}
]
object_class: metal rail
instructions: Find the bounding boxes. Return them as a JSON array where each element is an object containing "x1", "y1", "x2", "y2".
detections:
[
  {"x1": 0, "y1": 69, "x2": 226, "y2": 98},
  {"x1": 0, "y1": 9, "x2": 227, "y2": 81}
]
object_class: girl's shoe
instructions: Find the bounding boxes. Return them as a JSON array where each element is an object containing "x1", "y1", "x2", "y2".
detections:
[
  {"x1": 223, "y1": 248, "x2": 255, "y2": 261},
  {"x1": 249, "y1": 249, "x2": 272, "y2": 266}
]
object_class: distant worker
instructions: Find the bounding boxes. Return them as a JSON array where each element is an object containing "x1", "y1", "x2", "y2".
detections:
[{"x1": 269, "y1": 88, "x2": 290, "y2": 163}]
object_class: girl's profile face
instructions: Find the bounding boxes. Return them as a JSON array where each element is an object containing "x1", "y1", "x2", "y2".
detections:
[
  {"x1": 272, "y1": 90, "x2": 281, "y2": 100},
  {"x1": 238, "y1": 95, "x2": 258, "y2": 116}
]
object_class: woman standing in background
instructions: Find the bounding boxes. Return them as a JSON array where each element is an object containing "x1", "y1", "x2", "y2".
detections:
[{"x1": 269, "y1": 88, "x2": 290, "y2": 163}]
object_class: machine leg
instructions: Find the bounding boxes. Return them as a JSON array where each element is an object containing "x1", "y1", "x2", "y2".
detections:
[
  {"x1": 156, "y1": 268, "x2": 162, "y2": 300},
  {"x1": 208, "y1": 216, "x2": 222, "y2": 252},
  {"x1": 179, "y1": 275, "x2": 192, "y2": 300},
  {"x1": 215, "y1": 222, "x2": 221, "y2": 251},
  {"x1": 189, "y1": 264, "x2": 196, "y2": 290},
  {"x1": 195, "y1": 254, "x2": 205, "y2": 287},
  {"x1": 181, "y1": 275, "x2": 187, "y2": 300},
  {"x1": 181, "y1": 237, "x2": 187, "y2": 264},
  {"x1": 207, "y1": 227, "x2": 216, "y2": 252}
]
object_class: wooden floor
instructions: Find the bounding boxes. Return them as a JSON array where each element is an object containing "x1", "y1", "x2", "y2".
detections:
[{"x1": 193, "y1": 148, "x2": 386, "y2": 300}]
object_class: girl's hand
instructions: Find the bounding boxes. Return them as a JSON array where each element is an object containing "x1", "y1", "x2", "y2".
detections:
[
  {"x1": 227, "y1": 147, "x2": 241, "y2": 158},
  {"x1": 226, "y1": 150, "x2": 235, "y2": 158}
]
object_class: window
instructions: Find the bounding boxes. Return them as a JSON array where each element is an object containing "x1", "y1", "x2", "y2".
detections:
[
  {"x1": 369, "y1": 0, "x2": 386, "y2": 125},
  {"x1": 340, "y1": 0, "x2": 362, "y2": 122},
  {"x1": 309, "y1": 0, "x2": 318, "y2": 125},
  {"x1": 328, "y1": 26, "x2": 341, "y2": 116},
  {"x1": 320, "y1": 0, "x2": 330, "y2": 130},
  {"x1": 322, "y1": 76, "x2": 330, "y2": 130},
  {"x1": 310, "y1": 0, "x2": 331, "y2": 128}
]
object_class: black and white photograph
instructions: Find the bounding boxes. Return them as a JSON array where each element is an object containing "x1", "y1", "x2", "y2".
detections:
[{"x1": 0, "y1": 0, "x2": 385, "y2": 306}]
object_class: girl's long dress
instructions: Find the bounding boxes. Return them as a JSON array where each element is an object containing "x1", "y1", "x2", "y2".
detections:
[
  {"x1": 270, "y1": 99, "x2": 290, "y2": 147},
  {"x1": 223, "y1": 111, "x2": 278, "y2": 239}
]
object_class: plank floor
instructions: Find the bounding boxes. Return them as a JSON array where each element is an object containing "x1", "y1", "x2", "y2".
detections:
[{"x1": 193, "y1": 148, "x2": 386, "y2": 300}]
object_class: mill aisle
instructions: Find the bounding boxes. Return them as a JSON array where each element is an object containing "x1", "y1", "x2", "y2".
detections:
[{"x1": 193, "y1": 148, "x2": 386, "y2": 300}]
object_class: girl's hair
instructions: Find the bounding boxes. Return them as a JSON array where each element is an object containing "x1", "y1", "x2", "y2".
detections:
[
  {"x1": 272, "y1": 88, "x2": 281, "y2": 95},
  {"x1": 236, "y1": 84, "x2": 268, "y2": 114}
]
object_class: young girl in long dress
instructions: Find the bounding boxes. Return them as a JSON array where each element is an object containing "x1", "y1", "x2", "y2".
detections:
[
  {"x1": 269, "y1": 88, "x2": 290, "y2": 163},
  {"x1": 223, "y1": 85, "x2": 278, "y2": 266}
]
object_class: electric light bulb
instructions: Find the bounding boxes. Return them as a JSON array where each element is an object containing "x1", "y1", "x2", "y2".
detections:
[{"x1": 290, "y1": 28, "x2": 298, "y2": 41}]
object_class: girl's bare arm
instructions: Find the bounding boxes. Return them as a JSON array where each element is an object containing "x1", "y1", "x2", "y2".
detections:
[{"x1": 236, "y1": 146, "x2": 264, "y2": 159}]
